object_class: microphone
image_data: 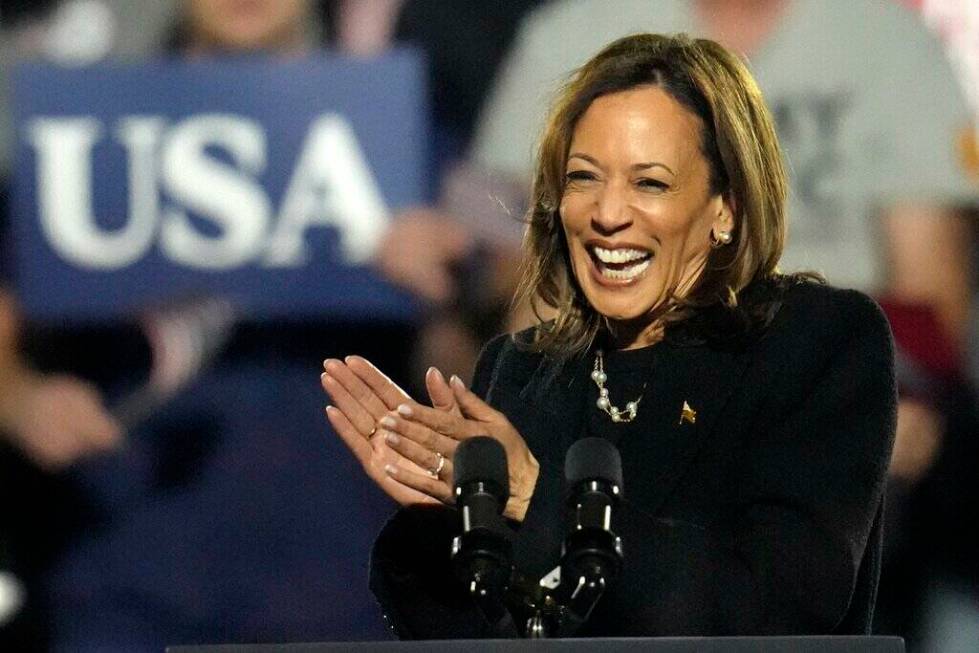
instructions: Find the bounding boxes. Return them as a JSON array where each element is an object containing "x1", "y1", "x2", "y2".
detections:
[
  {"x1": 450, "y1": 436, "x2": 515, "y2": 632},
  {"x1": 558, "y1": 437, "x2": 624, "y2": 634}
]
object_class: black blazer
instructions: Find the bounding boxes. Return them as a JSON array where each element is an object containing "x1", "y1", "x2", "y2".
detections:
[{"x1": 370, "y1": 281, "x2": 897, "y2": 638}]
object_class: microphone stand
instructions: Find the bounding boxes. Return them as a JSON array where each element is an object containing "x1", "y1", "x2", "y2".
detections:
[{"x1": 523, "y1": 437, "x2": 626, "y2": 638}]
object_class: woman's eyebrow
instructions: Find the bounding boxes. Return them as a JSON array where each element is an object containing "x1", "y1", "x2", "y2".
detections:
[
  {"x1": 567, "y1": 152, "x2": 600, "y2": 166},
  {"x1": 633, "y1": 161, "x2": 675, "y2": 175},
  {"x1": 567, "y1": 153, "x2": 674, "y2": 176}
]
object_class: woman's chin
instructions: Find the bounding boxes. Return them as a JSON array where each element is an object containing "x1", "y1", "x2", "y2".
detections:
[
  {"x1": 588, "y1": 298, "x2": 653, "y2": 324},
  {"x1": 582, "y1": 282, "x2": 658, "y2": 320}
]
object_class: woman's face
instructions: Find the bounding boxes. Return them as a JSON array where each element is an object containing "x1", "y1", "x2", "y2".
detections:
[{"x1": 559, "y1": 85, "x2": 732, "y2": 346}]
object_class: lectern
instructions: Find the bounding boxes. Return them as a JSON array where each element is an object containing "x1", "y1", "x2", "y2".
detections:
[{"x1": 169, "y1": 636, "x2": 904, "y2": 652}]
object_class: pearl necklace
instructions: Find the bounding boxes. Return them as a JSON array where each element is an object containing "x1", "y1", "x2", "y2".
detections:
[{"x1": 590, "y1": 350, "x2": 644, "y2": 423}]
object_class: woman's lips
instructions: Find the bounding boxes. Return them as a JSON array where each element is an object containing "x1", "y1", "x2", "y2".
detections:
[{"x1": 585, "y1": 244, "x2": 653, "y2": 286}]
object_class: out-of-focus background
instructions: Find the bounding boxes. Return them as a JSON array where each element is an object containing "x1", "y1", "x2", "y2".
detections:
[{"x1": 0, "y1": 1, "x2": 975, "y2": 651}]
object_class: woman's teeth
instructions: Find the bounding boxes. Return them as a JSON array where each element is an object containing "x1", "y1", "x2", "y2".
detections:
[
  {"x1": 590, "y1": 246, "x2": 652, "y2": 280},
  {"x1": 593, "y1": 246, "x2": 648, "y2": 264},
  {"x1": 600, "y1": 258, "x2": 651, "y2": 280}
]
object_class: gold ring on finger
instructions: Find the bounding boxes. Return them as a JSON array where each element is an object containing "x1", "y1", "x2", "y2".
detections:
[{"x1": 428, "y1": 451, "x2": 445, "y2": 478}]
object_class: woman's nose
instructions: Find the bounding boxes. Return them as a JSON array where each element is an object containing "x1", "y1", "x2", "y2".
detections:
[{"x1": 592, "y1": 182, "x2": 631, "y2": 233}]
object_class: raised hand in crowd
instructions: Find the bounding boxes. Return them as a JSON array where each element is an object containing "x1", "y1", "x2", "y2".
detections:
[
  {"x1": 373, "y1": 208, "x2": 474, "y2": 304},
  {"x1": 888, "y1": 399, "x2": 944, "y2": 486},
  {"x1": 0, "y1": 372, "x2": 122, "y2": 472},
  {"x1": 0, "y1": 289, "x2": 121, "y2": 471}
]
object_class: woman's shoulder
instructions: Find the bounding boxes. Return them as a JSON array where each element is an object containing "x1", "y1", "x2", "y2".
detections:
[
  {"x1": 671, "y1": 276, "x2": 889, "y2": 350},
  {"x1": 770, "y1": 278, "x2": 891, "y2": 341},
  {"x1": 752, "y1": 278, "x2": 895, "y2": 376}
]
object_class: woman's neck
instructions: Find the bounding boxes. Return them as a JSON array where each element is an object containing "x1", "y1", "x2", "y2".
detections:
[{"x1": 609, "y1": 318, "x2": 665, "y2": 351}]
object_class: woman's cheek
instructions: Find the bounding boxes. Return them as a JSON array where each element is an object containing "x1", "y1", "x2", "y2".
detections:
[{"x1": 558, "y1": 198, "x2": 573, "y2": 229}]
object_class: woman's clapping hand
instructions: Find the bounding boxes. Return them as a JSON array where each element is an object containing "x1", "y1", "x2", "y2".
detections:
[
  {"x1": 322, "y1": 356, "x2": 456, "y2": 507},
  {"x1": 321, "y1": 357, "x2": 539, "y2": 521}
]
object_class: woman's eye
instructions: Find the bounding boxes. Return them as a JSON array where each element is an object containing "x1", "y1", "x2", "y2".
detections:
[
  {"x1": 565, "y1": 170, "x2": 597, "y2": 183},
  {"x1": 637, "y1": 177, "x2": 668, "y2": 191}
]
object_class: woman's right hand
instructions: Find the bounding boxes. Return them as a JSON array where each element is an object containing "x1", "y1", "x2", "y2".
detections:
[{"x1": 321, "y1": 356, "x2": 458, "y2": 507}]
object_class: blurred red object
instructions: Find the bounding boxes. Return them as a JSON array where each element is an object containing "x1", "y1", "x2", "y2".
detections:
[{"x1": 877, "y1": 296, "x2": 963, "y2": 383}]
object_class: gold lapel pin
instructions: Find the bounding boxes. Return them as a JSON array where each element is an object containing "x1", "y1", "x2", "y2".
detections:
[{"x1": 679, "y1": 401, "x2": 697, "y2": 425}]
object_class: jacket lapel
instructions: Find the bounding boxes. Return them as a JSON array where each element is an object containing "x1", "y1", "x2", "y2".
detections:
[{"x1": 619, "y1": 342, "x2": 751, "y2": 517}]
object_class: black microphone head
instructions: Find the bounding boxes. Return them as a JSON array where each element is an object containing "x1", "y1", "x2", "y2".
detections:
[
  {"x1": 565, "y1": 437, "x2": 623, "y2": 491},
  {"x1": 453, "y1": 436, "x2": 509, "y2": 505}
]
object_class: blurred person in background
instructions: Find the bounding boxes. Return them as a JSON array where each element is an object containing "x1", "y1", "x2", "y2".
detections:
[
  {"x1": 893, "y1": 2, "x2": 979, "y2": 651},
  {"x1": 0, "y1": 2, "x2": 144, "y2": 643},
  {"x1": 174, "y1": 0, "x2": 545, "y2": 387},
  {"x1": 318, "y1": 0, "x2": 548, "y2": 383},
  {"x1": 0, "y1": 1, "x2": 140, "y2": 471},
  {"x1": 0, "y1": 0, "x2": 546, "y2": 649}
]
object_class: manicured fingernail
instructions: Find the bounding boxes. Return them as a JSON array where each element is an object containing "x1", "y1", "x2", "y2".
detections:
[
  {"x1": 380, "y1": 416, "x2": 397, "y2": 429},
  {"x1": 344, "y1": 355, "x2": 355, "y2": 364},
  {"x1": 397, "y1": 404, "x2": 413, "y2": 417},
  {"x1": 384, "y1": 464, "x2": 398, "y2": 476},
  {"x1": 323, "y1": 359, "x2": 341, "y2": 372},
  {"x1": 325, "y1": 405, "x2": 335, "y2": 414},
  {"x1": 450, "y1": 375, "x2": 465, "y2": 389},
  {"x1": 427, "y1": 366, "x2": 445, "y2": 381},
  {"x1": 384, "y1": 431, "x2": 400, "y2": 446}
]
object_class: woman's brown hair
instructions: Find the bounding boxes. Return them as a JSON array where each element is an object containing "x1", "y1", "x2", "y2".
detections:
[{"x1": 516, "y1": 33, "x2": 789, "y2": 357}]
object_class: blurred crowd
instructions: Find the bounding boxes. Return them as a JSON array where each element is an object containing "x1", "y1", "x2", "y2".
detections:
[{"x1": 0, "y1": 0, "x2": 976, "y2": 651}]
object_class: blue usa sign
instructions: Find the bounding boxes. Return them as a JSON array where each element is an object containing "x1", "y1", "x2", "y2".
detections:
[{"x1": 11, "y1": 51, "x2": 429, "y2": 321}]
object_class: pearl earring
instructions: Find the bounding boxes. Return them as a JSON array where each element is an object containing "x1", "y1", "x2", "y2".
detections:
[{"x1": 710, "y1": 230, "x2": 732, "y2": 248}]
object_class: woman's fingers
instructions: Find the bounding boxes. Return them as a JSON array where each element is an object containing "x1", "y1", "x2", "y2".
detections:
[
  {"x1": 323, "y1": 361, "x2": 456, "y2": 509},
  {"x1": 381, "y1": 410, "x2": 463, "y2": 453},
  {"x1": 449, "y1": 374, "x2": 502, "y2": 422},
  {"x1": 368, "y1": 432, "x2": 435, "y2": 478},
  {"x1": 325, "y1": 405, "x2": 372, "y2": 467},
  {"x1": 383, "y1": 461, "x2": 454, "y2": 504},
  {"x1": 370, "y1": 448, "x2": 444, "y2": 506},
  {"x1": 345, "y1": 355, "x2": 412, "y2": 411},
  {"x1": 379, "y1": 428, "x2": 454, "y2": 483},
  {"x1": 321, "y1": 373, "x2": 377, "y2": 437},
  {"x1": 329, "y1": 405, "x2": 444, "y2": 506},
  {"x1": 324, "y1": 358, "x2": 390, "y2": 419},
  {"x1": 393, "y1": 401, "x2": 479, "y2": 440},
  {"x1": 425, "y1": 366, "x2": 461, "y2": 416}
]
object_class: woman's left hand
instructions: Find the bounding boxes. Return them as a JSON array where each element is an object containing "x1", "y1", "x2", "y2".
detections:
[{"x1": 379, "y1": 373, "x2": 539, "y2": 522}]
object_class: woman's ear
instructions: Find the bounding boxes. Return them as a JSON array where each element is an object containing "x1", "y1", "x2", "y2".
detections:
[
  {"x1": 709, "y1": 192, "x2": 736, "y2": 241},
  {"x1": 707, "y1": 192, "x2": 736, "y2": 249},
  {"x1": 717, "y1": 191, "x2": 736, "y2": 230}
]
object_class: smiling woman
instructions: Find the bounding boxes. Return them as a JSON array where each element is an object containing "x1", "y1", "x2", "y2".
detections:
[
  {"x1": 321, "y1": 33, "x2": 897, "y2": 639},
  {"x1": 558, "y1": 85, "x2": 732, "y2": 346},
  {"x1": 521, "y1": 32, "x2": 786, "y2": 356}
]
